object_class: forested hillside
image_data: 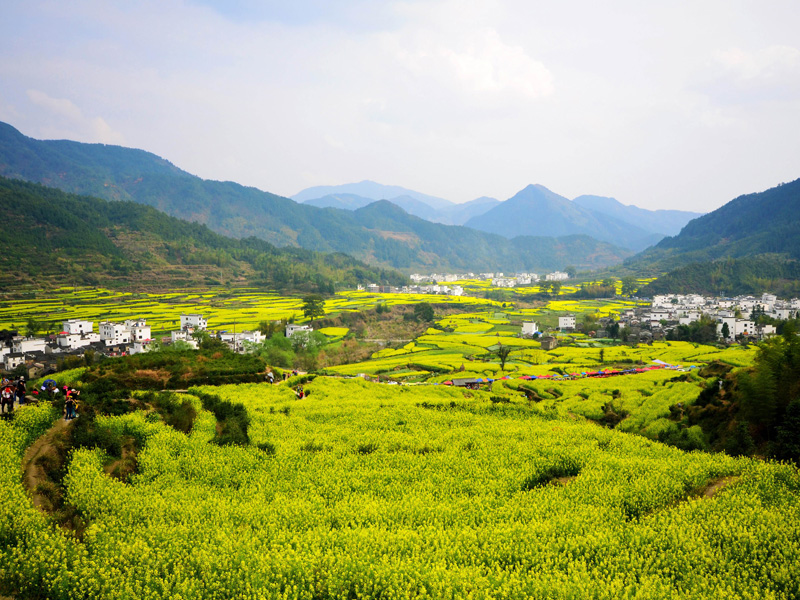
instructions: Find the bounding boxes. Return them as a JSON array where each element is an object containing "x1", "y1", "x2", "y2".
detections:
[
  {"x1": 0, "y1": 177, "x2": 406, "y2": 291},
  {"x1": 628, "y1": 178, "x2": 800, "y2": 272},
  {"x1": 640, "y1": 257, "x2": 800, "y2": 297}
]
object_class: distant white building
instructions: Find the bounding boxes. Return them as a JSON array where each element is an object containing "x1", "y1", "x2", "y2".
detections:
[
  {"x1": 11, "y1": 337, "x2": 46, "y2": 354},
  {"x1": 558, "y1": 315, "x2": 576, "y2": 330},
  {"x1": 717, "y1": 317, "x2": 756, "y2": 340},
  {"x1": 4, "y1": 353, "x2": 25, "y2": 371},
  {"x1": 521, "y1": 322, "x2": 539, "y2": 337},
  {"x1": 171, "y1": 330, "x2": 199, "y2": 349},
  {"x1": 62, "y1": 319, "x2": 93, "y2": 335},
  {"x1": 220, "y1": 330, "x2": 264, "y2": 352},
  {"x1": 126, "y1": 320, "x2": 151, "y2": 342},
  {"x1": 100, "y1": 322, "x2": 131, "y2": 345},
  {"x1": 286, "y1": 324, "x2": 313, "y2": 338},
  {"x1": 130, "y1": 339, "x2": 154, "y2": 355},
  {"x1": 57, "y1": 332, "x2": 100, "y2": 350},
  {"x1": 181, "y1": 314, "x2": 207, "y2": 330},
  {"x1": 546, "y1": 271, "x2": 569, "y2": 281}
]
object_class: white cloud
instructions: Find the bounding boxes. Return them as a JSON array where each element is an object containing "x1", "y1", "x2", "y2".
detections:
[
  {"x1": 26, "y1": 89, "x2": 125, "y2": 144},
  {"x1": 2, "y1": 1, "x2": 799, "y2": 212},
  {"x1": 699, "y1": 45, "x2": 800, "y2": 104},
  {"x1": 415, "y1": 28, "x2": 553, "y2": 99}
]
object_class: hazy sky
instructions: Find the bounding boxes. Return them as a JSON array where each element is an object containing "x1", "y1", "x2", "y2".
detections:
[{"x1": 1, "y1": 0, "x2": 798, "y2": 211}]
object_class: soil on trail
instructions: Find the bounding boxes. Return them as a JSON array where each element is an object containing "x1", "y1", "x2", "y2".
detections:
[
  {"x1": 702, "y1": 475, "x2": 740, "y2": 498},
  {"x1": 21, "y1": 417, "x2": 73, "y2": 510}
]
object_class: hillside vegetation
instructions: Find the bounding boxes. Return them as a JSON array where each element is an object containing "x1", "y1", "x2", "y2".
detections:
[
  {"x1": 0, "y1": 177, "x2": 406, "y2": 291},
  {"x1": 2, "y1": 376, "x2": 799, "y2": 599},
  {"x1": 640, "y1": 257, "x2": 800, "y2": 297},
  {"x1": 628, "y1": 178, "x2": 800, "y2": 271}
]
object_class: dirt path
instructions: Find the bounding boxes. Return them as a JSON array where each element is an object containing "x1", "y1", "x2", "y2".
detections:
[
  {"x1": 21, "y1": 417, "x2": 73, "y2": 510},
  {"x1": 702, "y1": 475, "x2": 740, "y2": 498}
]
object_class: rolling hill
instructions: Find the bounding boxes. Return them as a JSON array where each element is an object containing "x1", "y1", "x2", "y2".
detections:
[
  {"x1": 296, "y1": 184, "x2": 501, "y2": 226},
  {"x1": 628, "y1": 178, "x2": 800, "y2": 270},
  {"x1": 626, "y1": 178, "x2": 800, "y2": 296},
  {"x1": 572, "y1": 194, "x2": 701, "y2": 237},
  {"x1": 0, "y1": 122, "x2": 630, "y2": 272},
  {"x1": 0, "y1": 176, "x2": 406, "y2": 291}
]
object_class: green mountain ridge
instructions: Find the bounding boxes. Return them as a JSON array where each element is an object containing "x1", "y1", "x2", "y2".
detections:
[
  {"x1": 0, "y1": 176, "x2": 406, "y2": 292},
  {"x1": 628, "y1": 178, "x2": 800, "y2": 270},
  {"x1": 0, "y1": 121, "x2": 630, "y2": 272},
  {"x1": 625, "y1": 178, "x2": 800, "y2": 295}
]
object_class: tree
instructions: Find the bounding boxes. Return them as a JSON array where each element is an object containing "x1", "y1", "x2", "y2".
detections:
[
  {"x1": 495, "y1": 344, "x2": 512, "y2": 371},
  {"x1": 302, "y1": 295, "x2": 326, "y2": 324},
  {"x1": 621, "y1": 276, "x2": 637, "y2": 297},
  {"x1": 565, "y1": 265, "x2": 577, "y2": 278},
  {"x1": 414, "y1": 302, "x2": 434, "y2": 322},
  {"x1": 721, "y1": 322, "x2": 730, "y2": 340},
  {"x1": 26, "y1": 316, "x2": 44, "y2": 336}
]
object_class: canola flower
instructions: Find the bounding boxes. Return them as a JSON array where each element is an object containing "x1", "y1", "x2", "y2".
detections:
[{"x1": 1, "y1": 380, "x2": 798, "y2": 599}]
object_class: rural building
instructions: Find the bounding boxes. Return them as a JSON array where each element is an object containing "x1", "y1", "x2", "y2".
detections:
[
  {"x1": 4, "y1": 352, "x2": 25, "y2": 371},
  {"x1": 286, "y1": 324, "x2": 313, "y2": 338},
  {"x1": 63, "y1": 319, "x2": 93, "y2": 335},
  {"x1": 171, "y1": 330, "x2": 199, "y2": 349},
  {"x1": 545, "y1": 271, "x2": 569, "y2": 281},
  {"x1": 540, "y1": 336, "x2": 558, "y2": 350},
  {"x1": 57, "y1": 332, "x2": 100, "y2": 350},
  {"x1": 126, "y1": 320, "x2": 151, "y2": 342},
  {"x1": 130, "y1": 339, "x2": 154, "y2": 355},
  {"x1": 220, "y1": 330, "x2": 264, "y2": 352},
  {"x1": 12, "y1": 337, "x2": 47, "y2": 354},
  {"x1": 521, "y1": 322, "x2": 539, "y2": 337},
  {"x1": 100, "y1": 322, "x2": 131, "y2": 345},
  {"x1": 558, "y1": 315, "x2": 576, "y2": 330},
  {"x1": 180, "y1": 314, "x2": 207, "y2": 330}
]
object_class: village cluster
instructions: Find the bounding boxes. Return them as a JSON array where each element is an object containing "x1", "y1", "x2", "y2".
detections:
[
  {"x1": 0, "y1": 313, "x2": 269, "y2": 380},
  {"x1": 538, "y1": 293, "x2": 799, "y2": 344},
  {"x1": 361, "y1": 271, "x2": 570, "y2": 295}
]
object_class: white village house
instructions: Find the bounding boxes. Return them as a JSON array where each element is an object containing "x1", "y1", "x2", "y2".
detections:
[
  {"x1": 286, "y1": 324, "x2": 313, "y2": 338},
  {"x1": 558, "y1": 315, "x2": 576, "y2": 330},
  {"x1": 181, "y1": 314, "x2": 208, "y2": 331}
]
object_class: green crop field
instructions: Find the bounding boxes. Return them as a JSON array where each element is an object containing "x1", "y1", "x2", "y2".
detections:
[{"x1": 2, "y1": 378, "x2": 798, "y2": 599}]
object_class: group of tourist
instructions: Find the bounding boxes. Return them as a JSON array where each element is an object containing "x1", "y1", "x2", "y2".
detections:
[
  {"x1": 0, "y1": 376, "x2": 26, "y2": 414},
  {"x1": 0, "y1": 375, "x2": 80, "y2": 421}
]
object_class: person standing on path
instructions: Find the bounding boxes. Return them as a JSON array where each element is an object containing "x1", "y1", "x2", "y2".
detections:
[
  {"x1": 16, "y1": 376, "x2": 26, "y2": 406},
  {"x1": 1, "y1": 384, "x2": 13, "y2": 414}
]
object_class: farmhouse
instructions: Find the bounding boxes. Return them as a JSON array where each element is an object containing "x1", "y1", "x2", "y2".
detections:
[
  {"x1": 540, "y1": 336, "x2": 558, "y2": 350},
  {"x1": 286, "y1": 324, "x2": 313, "y2": 338},
  {"x1": 181, "y1": 314, "x2": 207, "y2": 330},
  {"x1": 63, "y1": 319, "x2": 93, "y2": 335},
  {"x1": 558, "y1": 315, "x2": 576, "y2": 331},
  {"x1": 100, "y1": 322, "x2": 131, "y2": 345},
  {"x1": 521, "y1": 322, "x2": 539, "y2": 337}
]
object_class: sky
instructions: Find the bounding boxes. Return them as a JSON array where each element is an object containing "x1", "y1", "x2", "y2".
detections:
[{"x1": 1, "y1": 0, "x2": 799, "y2": 211}]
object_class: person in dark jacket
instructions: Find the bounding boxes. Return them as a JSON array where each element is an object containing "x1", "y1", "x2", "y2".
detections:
[{"x1": 16, "y1": 376, "x2": 26, "y2": 405}]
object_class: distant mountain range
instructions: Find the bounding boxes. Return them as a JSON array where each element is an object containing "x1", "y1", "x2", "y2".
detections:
[
  {"x1": 0, "y1": 122, "x2": 630, "y2": 272},
  {"x1": 293, "y1": 182, "x2": 501, "y2": 226},
  {"x1": 294, "y1": 182, "x2": 702, "y2": 250}
]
